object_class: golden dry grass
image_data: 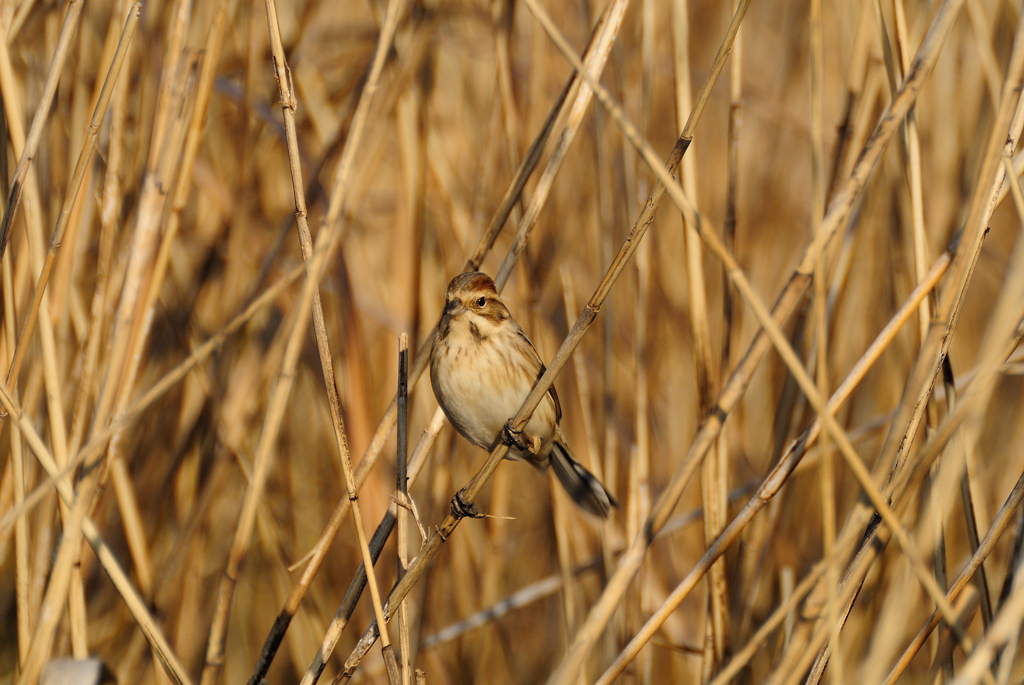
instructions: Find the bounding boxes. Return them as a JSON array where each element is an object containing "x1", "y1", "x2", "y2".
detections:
[{"x1": 1, "y1": 0, "x2": 1024, "y2": 684}]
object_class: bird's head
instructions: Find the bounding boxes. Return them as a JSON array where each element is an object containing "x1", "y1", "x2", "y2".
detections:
[{"x1": 441, "y1": 272, "x2": 509, "y2": 333}]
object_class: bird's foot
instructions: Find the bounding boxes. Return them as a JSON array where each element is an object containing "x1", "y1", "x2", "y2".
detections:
[
  {"x1": 501, "y1": 421, "x2": 528, "y2": 451},
  {"x1": 450, "y1": 489, "x2": 483, "y2": 519}
]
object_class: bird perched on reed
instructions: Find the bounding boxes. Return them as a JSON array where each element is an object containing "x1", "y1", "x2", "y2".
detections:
[{"x1": 430, "y1": 272, "x2": 616, "y2": 517}]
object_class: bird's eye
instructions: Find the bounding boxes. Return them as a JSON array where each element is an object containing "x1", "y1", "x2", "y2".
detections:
[{"x1": 476, "y1": 297, "x2": 486, "y2": 307}]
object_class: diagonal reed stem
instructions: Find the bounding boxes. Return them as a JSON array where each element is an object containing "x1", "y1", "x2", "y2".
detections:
[
  {"x1": 0, "y1": 376, "x2": 193, "y2": 685},
  {"x1": 0, "y1": 0, "x2": 84, "y2": 264},
  {"x1": 199, "y1": 0, "x2": 408, "y2": 682},
  {"x1": 528, "y1": 0, "x2": 975, "y2": 677},
  {"x1": 4, "y1": 4, "x2": 139, "y2": 390}
]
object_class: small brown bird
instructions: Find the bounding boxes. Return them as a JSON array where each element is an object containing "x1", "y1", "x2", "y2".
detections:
[{"x1": 430, "y1": 272, "x2": 616, "y2": 517}]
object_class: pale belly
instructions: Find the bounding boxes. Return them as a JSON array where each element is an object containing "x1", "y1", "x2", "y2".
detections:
[{"x1": 431, "y1": 334, "x2": 557, "y2": 461}]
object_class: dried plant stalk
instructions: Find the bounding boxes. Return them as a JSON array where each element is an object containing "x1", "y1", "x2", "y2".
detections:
[
  {"x1": 200, "y1": 0, "x2": 408, "y2": 681},
  {"x1": 6, "y1": 0, "x2": 1024, "y2": 682},
  {"x1": 0, "y1": 0, "x2": 84, "y2": 262}
]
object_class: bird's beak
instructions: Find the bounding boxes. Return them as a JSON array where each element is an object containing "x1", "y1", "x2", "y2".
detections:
[{"x1": 445, "y1": 298, "x2": 466, "y2": 316}]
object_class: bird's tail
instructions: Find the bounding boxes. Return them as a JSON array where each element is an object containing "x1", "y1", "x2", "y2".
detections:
[{"x1": 549, "y1": 439, "x2": 617, "y2": 518}]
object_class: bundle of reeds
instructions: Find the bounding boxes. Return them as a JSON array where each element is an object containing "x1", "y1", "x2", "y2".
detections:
[{"x1": 1, "y1": 0, "x2": 1024, "y2": 684}]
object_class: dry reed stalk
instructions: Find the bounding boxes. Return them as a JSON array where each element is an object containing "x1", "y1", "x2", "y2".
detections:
[
  {"x1": 4, "y1": 0, "x2": 1022, "y2": 681},
  {"x1": 53, "y1": 9, "x2": 198, "y2": 647},
  {"x1": 3, "y1": 4, "x2": 138, "y2": 392},
  {"x1": 148, "y1": 0, "x2": 194, "y2": 164},
  {"x1": 669, "y1": 0, "x2": 727, "y2": 678},
  {"x1": 556, "y1": 273, "x2": 601, "y2": 681},
  {"x1": 115, "y1": 0, "x2": 231, "y2": 440},
  {"x1": 0, "y1": 98, "x2": 24, "y2": 669},
  {"x1": 467, "y1": 468, "x2": 514, "y2": 683},
  {"x1": 729, "y1": 0, "x2": 784, "y2": 644},
  {"x1": 66, "y1": 0, "x2": 133, "y2": 466},
  {"x1": 198, "y1": 0, "x2": 407, "y2": 678},
  {"x1": 629, "y1": 4, "x2": 656, "y2": 682},
  {"x1": 589, "y1": 24, "x2": 619, "y2": 662},
  {"x1": 881, "y1": 470, "x2": 1024, "y2": 684},
  {"x1": 247, "y1": 19, "x2": 586, "y2": 675},
  {"x1": 558, "y1": 268, "x2": 601, "y2": 479},
  {"x1": 490, "y1": 0, "x2": 522, "y2": 218},
  {"x1": 22, "y1": 52, "x2": 195, "y2": 685},
  {"x1": 873, "y1": 0, "x2": 902, "y2": 103},
  {"x1": 6, "y1": 0, "x2": 35, "y2": 41},
  {"x1": 535, "y1": 0, "x2": 990, "y2": 676},
  {"x1": 826, "y1": 2, "x2": 873, "y2": 204},
  {"x1": 884, "y1": 16, "x2": 957, "y2": 657},
  {"x1": 2, "y1": 233, "x2": 29, "y2": 669},
  {"x1": 257, "y1": 0, "x2": 403, "y2": 682},
  {"x1": 885, "y1": 4, "x2": 957, "y2": 673},
  {"x1": 0, "y1": 3, "x2": 134, "y2": 674},
  {"x1": 0, "y1": 380, "x2": 192, "y2": 685},
  {"x1": 809, "y1": 0, "x2": 843, "y2": 678},
  {"x1": 395, "y1": 52, "x2": 424, "y2": 356},
  {"x1": 781, "y1": 25, "x2": 1024, "y2": 681},
  {"x1": 585, "y1": 22, "x2": 619, "y2": 656},
  {"x1": 965, "y1": 0, "x2": 1002, "y2": 106},
  {"x1": 996, "y1": 518, "x2": 1024, "y2": 669},
  {"x1": 550, "y1": 450, "x2": 580, "y2": 645},
  {"x1": 778, "y1": 280, "x2": 1024, "y2": 684},
  {"x1": 994, "y1": 151, "x2": 1024, "y2": 207},
  {"x1": 872, "y1": 7, "x2": 1024, "y2": 524},
  {"x1": 333, "y1": 116, "x2": 693, "y2": 685},
  {"x1": 0, "y1": 0, "x2": 83, "y2": 262},
  {"x1": 810, "y1": 316, "x2": 1024, "y2": 684},
  {"x1": 396, "y1": 333, "x2": 412, "y2": 685},
  {"x1": 99, "y1": 41, "x2": 203, "y2": 612},
  {"x1": 23, "y1": 376, "x2": 48, "y2": 654},
  {"x1": 0, "y1": 252, "x2": 301, "y2": 679},
  {"x1": 492, "y1": 0, "x2": 630, "y2": 291},
  {"x1": 593, "y1": 249, "x2": 950, "y2": 684},
  {"x1": 717, "y1": 10, "x2": 744, "y2": 636},
  {"x1": 721, "y1": 0, "x2": 742, "y2": 368},
  {"x1": 245, "y1": 74, "x2": 571, "y2": 685},
  {"x1": 44, "y1": 25, "x2": 91, "y2": 358},
  {"x1": 524, "y1": 234, "x2": 577, "y2": 660},
  {"x1": 263, "y1": 3, "x2": 638, "y2": 681},
  {"x1": 891, "y1": 0, "x2": 932, "y2": 337}
]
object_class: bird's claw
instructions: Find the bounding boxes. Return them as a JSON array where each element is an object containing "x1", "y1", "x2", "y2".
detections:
[
  {"x1": 502, "y1": 421, "x2": 528, "y2": 451},
  {"x1": 450, "y1": 490, "x2": 483, "y2": 519}
]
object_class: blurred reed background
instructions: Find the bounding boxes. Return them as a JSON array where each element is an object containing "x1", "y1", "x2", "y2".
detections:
[{"x1": 1, "y1": 0, "x2": 1024, "y2": 683}]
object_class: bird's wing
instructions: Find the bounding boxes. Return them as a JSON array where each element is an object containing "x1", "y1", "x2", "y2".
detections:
[{"x1": 516, "y1": 326, "x2": 562, "y2": 423}]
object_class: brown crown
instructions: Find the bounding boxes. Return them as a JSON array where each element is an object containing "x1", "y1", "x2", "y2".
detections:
[{"x1": 446, "y1": 272, "x2": 498, "y2": 298}]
